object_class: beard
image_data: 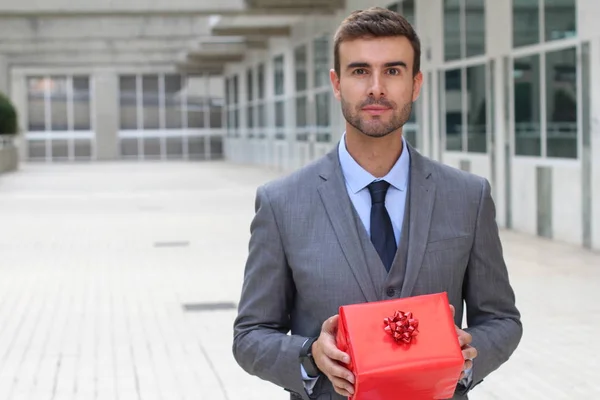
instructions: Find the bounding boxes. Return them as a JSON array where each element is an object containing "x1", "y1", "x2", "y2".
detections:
[{"x1": 341, "y1": 95, "x2": 413, "y2": 138}]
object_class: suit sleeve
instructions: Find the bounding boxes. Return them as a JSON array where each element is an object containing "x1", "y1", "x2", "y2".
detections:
[
  {"x1": 232, "y1": 184, "x2": 310, "y2": 397},
  {"x1": 459, "y1": 178, "x2": 523, "y2": 394}
]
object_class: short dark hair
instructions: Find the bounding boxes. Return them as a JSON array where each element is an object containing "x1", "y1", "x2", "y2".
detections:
[{"x1": 333, "y1": 7, "x2": 421, "y2": 77}]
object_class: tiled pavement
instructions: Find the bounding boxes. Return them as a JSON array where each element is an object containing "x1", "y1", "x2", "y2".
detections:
[{"x1": 0, "y1": 161, "x2": 598, "y2": 400}]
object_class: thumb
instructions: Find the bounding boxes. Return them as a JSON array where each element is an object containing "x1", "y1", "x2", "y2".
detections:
[
  {"x1": 322, "y1": 315, "x2": 339, "y2": 334},
  {"x1": 449, "y1": 305, "x2": 455, "y2": 319}
]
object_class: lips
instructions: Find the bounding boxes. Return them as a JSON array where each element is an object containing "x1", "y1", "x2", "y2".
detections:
[{"x1": 362, "y1": 106, "x2": 391, "y2": 115}]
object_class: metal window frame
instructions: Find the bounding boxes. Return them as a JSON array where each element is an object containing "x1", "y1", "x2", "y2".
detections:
[{"x1": 25, "y1": 74, "x2": 95, "y2": 162}]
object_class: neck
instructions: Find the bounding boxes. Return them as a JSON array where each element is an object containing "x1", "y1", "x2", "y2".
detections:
[{"x1": 344, "y1": 128, "x2": 404, "y2": 178}]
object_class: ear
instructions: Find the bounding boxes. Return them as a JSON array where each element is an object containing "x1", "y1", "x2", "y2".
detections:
[
  {"x1": 330, "y1": 68, "x2": 341, "y2": 101},
  {"x1": 412, "y1": 71, "x2": 424, "y2": 102}
]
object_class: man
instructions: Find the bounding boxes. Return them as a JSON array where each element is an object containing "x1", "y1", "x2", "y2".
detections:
[{"x1": 233, "y1": 7, "x2": 522, "y2": 400}]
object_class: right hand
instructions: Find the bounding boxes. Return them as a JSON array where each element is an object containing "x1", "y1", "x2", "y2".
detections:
[{"x1": 312, "y1": 315, "x2": 355, "y2": 397}]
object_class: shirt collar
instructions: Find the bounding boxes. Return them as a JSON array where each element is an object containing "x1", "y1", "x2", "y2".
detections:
[{"x1": 338, "y1": 132, "x2": 410, "y2": 194}]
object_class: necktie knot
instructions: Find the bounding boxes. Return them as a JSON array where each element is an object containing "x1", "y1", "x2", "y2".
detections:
[{"x1": 368, "y1": 180, "x2": 391, "y2": 204}]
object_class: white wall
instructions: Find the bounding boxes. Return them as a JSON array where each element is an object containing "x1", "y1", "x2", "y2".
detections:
[
  {"x1": 443, "y1": 153, "x2": 492, "y2": 182},
  {"x1": 0, "y1": 0, "x2": 244, "y2": 14},
  {"x1": 552, "y1": 164, "x2": 583, "y2": 245},
  {"x1": 510, "y1": 159, "x2": 584, "y2": 247},
  {"x1": 510, "y1": 160, "x2": 538, "y2": 236},
  {"x1": 590, "y1": 37, "x2": 600, "y2": 250},
  {"x1": 0, "y1": 54, "x2": 8, "y2": 95}
]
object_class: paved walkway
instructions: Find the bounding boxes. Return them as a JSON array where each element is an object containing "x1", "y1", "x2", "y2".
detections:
[{"x1": 0, "y1": 161, "x2": 598, "y2": 400}]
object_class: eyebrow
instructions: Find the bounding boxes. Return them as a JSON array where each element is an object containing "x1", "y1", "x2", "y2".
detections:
[{"x1": 346, "y1": 61, "x2": 408, "y2": 70}]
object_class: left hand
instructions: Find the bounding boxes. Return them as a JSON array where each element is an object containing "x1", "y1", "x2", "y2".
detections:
[{"x1": 450, "y1": 305, "x2": 478, "y2": 380}]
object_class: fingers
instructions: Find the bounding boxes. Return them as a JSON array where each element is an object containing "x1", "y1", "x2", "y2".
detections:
[
  {"x1": 463, "y1": 359, "x2": 473, "y2": 372},
  {"x1": 322, "y1": 338, "x2": 351, "y2": 364},
  {"x1": 313, "y1": 325, "x2": 355, "y2": 397},
  {"x1": 462, "y1": 344, "x2": 478, "y2": 361},
  {"x1": 322, "y1": 315, "x2": 339, "y2": 334},
  {"x1": 456, "y1": 328, "x2": 472, "y2": 348},
  {"x1": 315, "y1": 350, "x2": 355, "y2": 396},
  {"x1": 331, "y1": 375, "x2": 355, "y2": 397}
]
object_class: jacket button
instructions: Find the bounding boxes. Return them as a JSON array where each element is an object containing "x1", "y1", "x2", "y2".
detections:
[{"x1": 386, "y1": 287, "x2": 396, "y2": 297}]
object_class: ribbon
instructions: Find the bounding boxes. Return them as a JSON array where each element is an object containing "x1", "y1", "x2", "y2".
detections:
[{"x1": 383, "y1": 311, "x2": 419, "y2": 344}]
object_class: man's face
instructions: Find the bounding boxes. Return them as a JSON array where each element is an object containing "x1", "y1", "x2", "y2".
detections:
[{"x1": 331, "y1": 36, "x2": 423, "y2": 138}]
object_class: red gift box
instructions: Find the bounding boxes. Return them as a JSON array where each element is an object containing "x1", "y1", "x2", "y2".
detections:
[{"x1": 336, "y1": 292, "x2": 464, "y2": 400}]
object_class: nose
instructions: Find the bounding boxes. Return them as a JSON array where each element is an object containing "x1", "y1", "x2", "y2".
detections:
[{"x1": 368, "y1": 73, "x2": 386, "y2": 99}]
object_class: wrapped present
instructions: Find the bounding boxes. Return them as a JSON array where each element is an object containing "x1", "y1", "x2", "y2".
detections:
[{"x1": 336, "y1": 292, "x2": 464, "y2": 400}]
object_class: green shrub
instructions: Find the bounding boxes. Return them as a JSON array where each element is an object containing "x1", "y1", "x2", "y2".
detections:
[{"x1": 0, "y1": 92, "x2": 18, "y2": 135}]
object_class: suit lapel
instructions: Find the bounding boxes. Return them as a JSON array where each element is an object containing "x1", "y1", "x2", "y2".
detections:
[
  {"x1": 400, "y1": 145, "x2": 436, "y2": 297},
  {"x1": 317, "y1": 149, "x2": 379, "y2": 303}
]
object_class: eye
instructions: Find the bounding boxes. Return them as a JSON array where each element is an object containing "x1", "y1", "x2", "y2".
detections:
[
  {"x1": 352, "y1": 68, "x2": 367, "y2": 75},
  {"x1": 387, "y1": 68, "x2": 400, "y2": 76}
]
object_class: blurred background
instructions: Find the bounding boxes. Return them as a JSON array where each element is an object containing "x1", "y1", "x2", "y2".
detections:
[{"x1": 0, "y1": 0, "x2": 599, "y2": 399}]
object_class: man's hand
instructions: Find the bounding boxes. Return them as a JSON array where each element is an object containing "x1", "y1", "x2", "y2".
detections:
[
  {"x1": 312, "y1": 315, "x2": 355, "y2": 397},
  {"x1": 450, "y1": 305, "x2": 478, "y2": 380}
]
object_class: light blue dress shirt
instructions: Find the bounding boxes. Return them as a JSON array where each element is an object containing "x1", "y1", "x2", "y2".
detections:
[
  {"x1": 301, "y1": 133, "x2": 472, "y2": 394},
  {"x1": 337, "y1": 133, "x2": 410, "y2": 245}
]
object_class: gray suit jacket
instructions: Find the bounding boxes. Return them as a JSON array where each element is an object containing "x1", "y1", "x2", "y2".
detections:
[{"x1": 233, "y1": 142, "x2": 522, "y2": 400}]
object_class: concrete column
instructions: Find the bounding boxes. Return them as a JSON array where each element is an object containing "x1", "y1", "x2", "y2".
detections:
[
  {"x1": 93, "y1": 69, "x2": 119, "y2": 160},
  {"x1": 0, "y1": 54, "x2": 8, "y2": 95},
  {"x1": 590, "y1": 38, "x2": 600, "y2": 251}
]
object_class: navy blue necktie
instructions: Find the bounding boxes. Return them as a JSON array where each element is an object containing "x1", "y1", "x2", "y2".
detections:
[{"x1": 368, "y1": 180, "x2": 396, "y2": 272}]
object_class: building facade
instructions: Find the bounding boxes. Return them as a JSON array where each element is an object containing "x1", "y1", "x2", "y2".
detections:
[
  {"x1": 222, "y1": 0, "x2": 600, "y2": 252},
  {"x1": 1, "y1": 0, "x2": 598, "y2": 251}
]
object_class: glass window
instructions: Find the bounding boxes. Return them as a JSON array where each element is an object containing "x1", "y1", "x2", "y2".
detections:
[
  {"x1": 387, "y1": 1, "x2": 414, "y2": 25},
  {"x1": 119, "y1": 76, "x2": 137, "y2": 130},
  {"x1": 465, "y1": 0, "x2": 485, "y2": 57},
  {"x1": 186, "y1": 76, "x2": 206, "y2": 129},
  {"x1": 545, "y1": 0, "x2": 576, "y2": 41},
  {"x1": 247, "y1": 105, "x2": 254, "y2": 128},
  {"x1": 445, "y1": 69, "x2": 462, "y2": 151},
  {"x1": 142, "y1": 75, "x2": 159, "y2": 130},
  {"x1": 316, "y1": 92, "x2": 330, "y2": 127},
  {"x1": 247, "y1": 69, "x2": 254, "y2": 102},
  {"x1": 295, "y1": 45, "x2": 308, "y2": 92},
  {"x1": 514, "y1": 54, "x2": 541, "y2": 156},
  {"x1": 314, "y1": 37, "x2": 329, "y2": 88},
  {"x1": 296, "y1": 96, "x2": 307, "y2": 127},
  {"x1": 403, "y1": 0, "x2": 416, "y2": 26},
  {"x1": 466, "y1": 64, "x2": 487, "y2": 153},
  {"x1": 27, "y1": 77, "x2": 47, "y2": 131},
  {"x1": 258, "y1": 103, "x2": 266, "y2": 128},
  {"x1": 49, "y1": 76, "x2": 68, "y2": 131},
  {"x1": 72, "y1": 76, "x2": 91, "y2": 131},
  {"x1": 233, "y1": 75, "x2": 239, "y2": 104},
  {"x1": 404, "y1": 101, "x2": 418, "y2": 148},
  {"x1": 445, "y1": 0, "x2": 485, "y2": 60},
  {"x1": 275, "y1": 100, "x2": 285, "y2": 127},
  {"x1": 209, "y1": 106, "x2": 223, "y2": 128},
  {"x1": 225, "y1": 78, "x2": 230, "y2": 105},
  {"x1": 513, "y1": 0, "x2": 576, "y2": 47},
  {"x1": 164, "y1": 75, "x2": 183, "y2": 129},
  {"x1": 208, "y1": 74, "x2": 224, "y2": 129},
  {"x1": 546, "y1": 47, "x2": 577, "y2": 158},
  {"x1": 257, "y1": 64, "x2": 265, "y2": 99},
  {"x1": 444, "y1": 0, "x2": 461, "y2": 61},
  {"x1": 227, "y1": 110, "x2": 234, "y2": 133},
  {"x1": 274, "y1": 55, "x2": 285, "y2": 96},
  {"x1": 513, "y1": 0, "x2": 540, "y2": 47}
]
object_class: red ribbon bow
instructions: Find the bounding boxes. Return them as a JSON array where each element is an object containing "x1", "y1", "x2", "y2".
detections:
[{"x1": 383, "y1": 311, "x2": 419, "y2": 344}]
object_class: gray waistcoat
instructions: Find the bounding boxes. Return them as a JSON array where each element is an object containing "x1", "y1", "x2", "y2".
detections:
[{"x1": 350, "y1": 188, "x2": 412, "y2": 300}]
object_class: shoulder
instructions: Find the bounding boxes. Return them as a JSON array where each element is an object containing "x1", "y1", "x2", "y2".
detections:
[
  {"x1": 257, "y1": 151, "x2": 332, "y2": 204},
  {"x1": 416, "y1": 153, "x2": 489, "y2": 199}
]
